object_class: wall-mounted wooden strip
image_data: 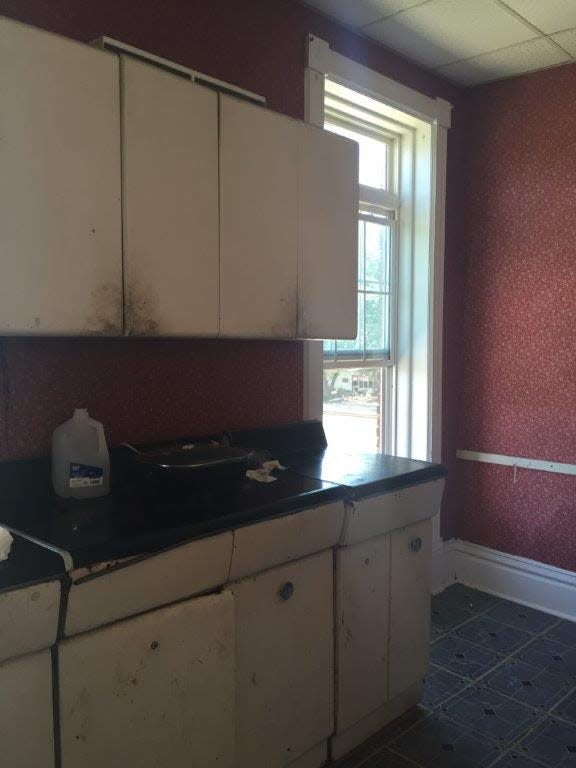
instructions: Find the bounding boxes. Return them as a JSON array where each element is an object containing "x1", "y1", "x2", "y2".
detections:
[{"x1": 457, "y1": 450, "x2": 576, "y2": 477}]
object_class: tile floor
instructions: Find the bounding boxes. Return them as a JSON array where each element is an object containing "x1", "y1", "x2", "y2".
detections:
[{"x1": 336, "y1": 584, "x2": 576, "y2": 768}]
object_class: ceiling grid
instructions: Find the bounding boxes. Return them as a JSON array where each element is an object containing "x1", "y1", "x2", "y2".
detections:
[{"x1": 303, "y1": 0, "x2": 576, "y2": 85}]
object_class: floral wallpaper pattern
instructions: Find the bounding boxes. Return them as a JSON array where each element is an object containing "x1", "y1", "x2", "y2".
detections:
[{"x1": 456, "y1": 63, "x2": 576, "y2": 570}]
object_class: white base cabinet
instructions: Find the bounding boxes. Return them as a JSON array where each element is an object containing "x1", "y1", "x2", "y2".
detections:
[
  {"x1": 0, "y1": 649, "x2": 55, "y2": 768},
  {"x1": 389, "y1": 519, "x2": 432, "y2": 699},
  {"x1": 228, "y1": 550, "x2": 334, "y2": 768},
  {"x1": 333, "y1": 518, "x2": 433, "y2": 755},
  {"x1": 59, "y1": 592, "x2": 235, "y2": 768},
  {"x1": 336, "y1": 534, "x2": 390, "y2": 732}
]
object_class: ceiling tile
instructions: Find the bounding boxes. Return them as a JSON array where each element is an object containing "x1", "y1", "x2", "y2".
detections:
[
  {"x1": 302, "y1": 0, "x2": 426, "y2": 28},
  {"x1": 364, "y1": 0, "x2": 537, "y2": 68},
  {"x1": 437, "y1": 38, "x2": 571, "y2": 85},
  {"x1": 551, "y1": 27, "x2": 576, "y2": 56},
  {"x1": 501, "y1": 0, "x2": 576, "y2": 34}
]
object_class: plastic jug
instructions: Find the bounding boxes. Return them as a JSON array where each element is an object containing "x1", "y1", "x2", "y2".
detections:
[{"x1": 52, "y1": 409, "x2": 110, "y2": 499}]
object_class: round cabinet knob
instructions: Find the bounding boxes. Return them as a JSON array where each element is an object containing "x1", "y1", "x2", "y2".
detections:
[
  {"x1": 278, "y1": 581, "x2": 295, "y2": 601},
  {"x1": 410, "y1": 537, "x2": 423, "y2": 553}
]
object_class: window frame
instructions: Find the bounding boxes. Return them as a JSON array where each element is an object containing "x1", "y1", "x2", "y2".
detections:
[{"x1": 303, "y1": 36, "x2": 451, "y2": 463}]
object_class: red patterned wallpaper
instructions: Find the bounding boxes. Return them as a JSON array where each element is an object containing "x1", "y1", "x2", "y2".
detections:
[
  {"x1": 455, "y1": 64, "x2": 576, "y2": 570},
  {"x1": 0, "y1": 0, "x2": 460, "y2": 462}
]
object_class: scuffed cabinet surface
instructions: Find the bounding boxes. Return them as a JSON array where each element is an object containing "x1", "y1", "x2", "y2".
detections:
[
  {"x1": 0, "y1": 18, "x2": 122, "y2": 335},
  {"x1": 228, "y1": 550, "x2": 334, "y2": 768},
  {"x1": 219, "y1": 95, "x2": 299, "y2": 338},
  {"x1": 0, "y1": 580, "x2": 60, "y2": 663},
  {"x1": 389, "y1": 519, "x2": 432, "y2": 699},
  {"x1": 0, "y1": 649, "x2": 55, "y2": 768},
  {"x1": 59, "y1": 592, "x2": 235, "y2": 768},
  {"x1": 336, "y1": 535, "x2": 391, "y2": 733},
  {"x1": 122, "y1": 57, "x2": 219, "y2": 336}
]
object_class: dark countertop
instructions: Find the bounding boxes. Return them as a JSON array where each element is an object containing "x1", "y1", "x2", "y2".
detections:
[
  {"x1": 0, "y1": 533, "x2": 64, "y2": 593},
  {"x1": 0, "y1": 420, "x2": 445, "y2": 587},
  {"x1": 289, "y1": 449, "x2": 446, "y2": 498},
  {"x1": 0, "y1": 456, "x2": 345, "y2": 575}
]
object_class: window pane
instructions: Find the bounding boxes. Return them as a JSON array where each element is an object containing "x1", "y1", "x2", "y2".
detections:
[
  {"x1": 365, "y1": 293, "x2": 389, "y2": 357},
  {"x1": 326, "y1": 217, "x2": 392, "y2": 362},
  {"x1": 364, "y1": 221, "x2": 391, "y2": 292},
  {"x1": 323, "y1": 367, "x2": 382, "y2": 452},
  {"x1": 325, "y1": 122, "x2": 388, "y2": 190},
  {"x1": 358, "y1": 220, "x2": 365, "y2": 290}
]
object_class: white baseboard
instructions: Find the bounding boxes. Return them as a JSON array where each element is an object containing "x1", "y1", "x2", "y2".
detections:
[{"x1": 432, "y1": 539, "x2": 576, "y2": 621}]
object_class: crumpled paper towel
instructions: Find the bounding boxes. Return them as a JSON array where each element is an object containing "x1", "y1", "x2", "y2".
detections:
[
  {"x1": 246, "y1": 460, "x2": 287, "y2": 484},
  {"x1": 0, "y1": 527, "x2": 14, "y2": 562}
]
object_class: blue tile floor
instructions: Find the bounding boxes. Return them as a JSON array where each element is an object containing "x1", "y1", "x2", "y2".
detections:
[{"x1": 335, "y1": 584, "x2": 576, "y2": 768}]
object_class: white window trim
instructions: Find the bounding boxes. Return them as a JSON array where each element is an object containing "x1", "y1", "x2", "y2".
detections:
[{"x1": 303, "y1": 35, "x2": 451, "y2": 463}]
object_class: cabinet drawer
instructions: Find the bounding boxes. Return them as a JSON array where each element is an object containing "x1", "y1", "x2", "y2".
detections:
[
  {"x1": 0, "y1": 580, "x2": 60, "y2": 663},
  {"x1": 389, "y1": 519, "x2": 432, "y2": 699},
  {"x1": 65, "y1": 532, "x2": 232, "y2": 635},
  {"x1": 0, "y1": 649, "x2": 55, "y2": 768},
  {"x1": 342, "y1": 479, "x2": 444, "y2": 545},
  {"x1": 335, "y1": 535, "x2": 390, "y2": 733},
  {"x1": 228, "y1": 550, "x2": 334, "y2": 768},
  {"x1": 229, "y1": 501, "x2": 345, "y2": 580}
]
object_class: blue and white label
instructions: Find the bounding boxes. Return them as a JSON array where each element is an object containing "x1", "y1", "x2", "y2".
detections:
[{"x1": 69, "y1": 462, "x2": 104, "y2": 488}]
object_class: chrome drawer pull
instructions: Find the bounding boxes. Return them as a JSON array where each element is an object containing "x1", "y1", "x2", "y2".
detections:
[
  {"x1": 410, "y1": 537, "x2": 422, "y2": 553},
  {"x1": 278, "y1": 581, "x2": 295, "y2": 601}
]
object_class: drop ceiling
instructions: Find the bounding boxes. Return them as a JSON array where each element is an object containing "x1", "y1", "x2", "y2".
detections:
[{"x1": 303, "y1": 0, "x2": 576, "y2": 85}]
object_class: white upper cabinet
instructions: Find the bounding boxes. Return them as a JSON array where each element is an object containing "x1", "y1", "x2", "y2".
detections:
[
  {"x1": 121, "y1": 57, "x2": 219, "y2": 336},
  {"x1": 219, "y1": 95, "x2": 299, "y2": 338},
  {"x1": 298, "y1": 125, "x2": 358, "y2": 340},
  {"x1": 0, "y1": 17, "x2": 122, "y2": 335}
]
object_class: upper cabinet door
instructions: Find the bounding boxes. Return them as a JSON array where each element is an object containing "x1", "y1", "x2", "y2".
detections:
[
  {"x1": 219, "y1": 96, "x2": 299, "y2": 338},
  {"x1": 0, "y1": 18, "x2": 122, "y2": 335},
  {"x1": 298, "y1": 126, "x2": 358, "y2": 340},
  {"x1": 122, "y1": 58, "x2": 219, "y2": 336}
]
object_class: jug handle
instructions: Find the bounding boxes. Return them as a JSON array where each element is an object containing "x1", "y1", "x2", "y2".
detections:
[{"x1": 94, "y1": 424, "x2": 107, "y2": 454}]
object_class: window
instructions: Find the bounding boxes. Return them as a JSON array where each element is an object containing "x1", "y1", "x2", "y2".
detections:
[
  {"x1": 322, "y1": 79, "x2": 402, "y2": 454},
  {"x1": 305, "y1": 37, "x2": 450, "y2": 461}
]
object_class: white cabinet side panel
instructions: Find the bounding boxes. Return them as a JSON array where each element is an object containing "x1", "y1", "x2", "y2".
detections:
[
  {"x1": 0, "y1": 18, "x2": 122, "y2": 334},
  {"x1": 229, "y1": 501, "x2": 345, "y2": 580},
  {"x1": 122, "y1": 57, "x2": 219, "y2": 336},
  {"x1": 0, "y1": 649, "x2": 55, "y2": 768},
  {"x1": 219, "y1": 95, "x2": 299, "y2": 338},
  {"x1": 60, "y1": 592, "x2": 235, "y2": 768},
  {"x1": 336, "y1": 535, "x2": 390, "y2": 733},
  {"x1": 389, "y1": 519, "x2": 432, "y2": 699},
  {"x1": 0, "y1": 580, "x2": 60, "y2": 663},
  {"x1": 298, "y1": 125, "x2": 358, "y2": 339},
  {"x1": 66, "y1": 532, "x2": 233, "y2": 635},
  {"x1": 229, "y1": 550, "x2": 334, "y2": 767}
]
